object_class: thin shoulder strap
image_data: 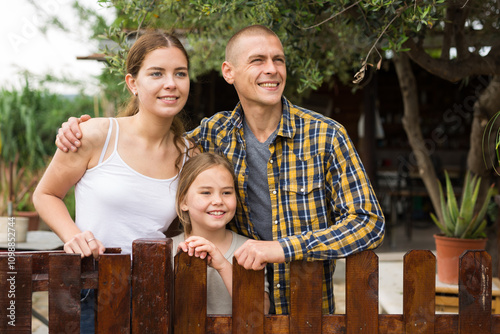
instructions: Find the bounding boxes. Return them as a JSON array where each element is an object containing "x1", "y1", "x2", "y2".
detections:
[
  {"x1": 113, "y1": 118, "x2": 119, "y2": 151},
  {"x1": 97, "y1": 118, "x2": 114, "y2": 165}
]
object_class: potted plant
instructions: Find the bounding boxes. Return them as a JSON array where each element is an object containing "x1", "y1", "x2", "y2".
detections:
[
  {"x1": 430, "y1": 170, "x2": 495, "y2": 284},
  {"x1": 0, "y1": 84, "x2": 47, "y2": 241}
]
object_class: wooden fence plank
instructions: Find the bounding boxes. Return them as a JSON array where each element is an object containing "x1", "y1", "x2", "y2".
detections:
[
  {"x1": 49, "y1": 253, "x2": 81, "y2": 333},
  {"x1": 346, "y1": 250, "x2": 378, "y2": 334},
  {"x1": 459, "y1": 250, "x2": 491, "y2": 333},
  {"x1": 232, "y1": 260, "x2": 264, "y2": 333},
  {"x1": 131, "y1": 238, "x2": 172, "y2": 334},
  {"x1": 174, "y1": 251, "x2": 207, "y2": 334},
  {"x1": 0, "y1": 255, "x2": 32, "y2": 333},
  {"x1": 403, "y1": 250, "x2": 435, "y2": 333},
  {"x1": 290, "y1": 261, "x2": 323, "y2": 334},
  {"x1": 96, "y1": 254, "x2": 131, "y2": 333}
]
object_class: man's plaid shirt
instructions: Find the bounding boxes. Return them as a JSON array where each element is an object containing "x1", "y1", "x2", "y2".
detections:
[{"x1": 186, "y1": 97, "x2": 385, "y2": 314}]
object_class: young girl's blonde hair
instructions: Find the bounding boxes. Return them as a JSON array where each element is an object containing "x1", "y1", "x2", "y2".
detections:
[{"x1": 176, "y1": 153, "x2": 236, "y2": 234}]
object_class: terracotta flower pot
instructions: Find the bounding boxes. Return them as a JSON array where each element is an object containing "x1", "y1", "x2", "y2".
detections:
[{"x1": 434, "y1": 234, "x2": 487, "y2": 285}]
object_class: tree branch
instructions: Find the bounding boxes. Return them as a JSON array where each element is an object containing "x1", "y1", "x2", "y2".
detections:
[
  {"x1": 404, "y1": 38, "x2": 500, "y2": 82},
  {"x1": 302, "y1": 0, "x2": 363, "y2": 30}
]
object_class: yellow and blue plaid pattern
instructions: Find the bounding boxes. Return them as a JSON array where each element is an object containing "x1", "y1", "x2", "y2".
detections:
[{"x1": 186, "y1": 97, "x2": 385, "y2": 314}]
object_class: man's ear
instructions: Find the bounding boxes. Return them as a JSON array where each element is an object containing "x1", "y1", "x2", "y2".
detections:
[
  {"x1": 221, "y1": 61, "x2": 234, "y2": 85},
  {"x1": 125, "y1": 73, "x2": 137, "y2": 95}
]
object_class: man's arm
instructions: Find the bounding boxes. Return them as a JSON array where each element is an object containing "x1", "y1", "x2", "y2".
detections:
[
  {"x1": 55, "y1": 115, "x2": 91, "y2": 152},
  {"x1": 233, "y1": 240, "x2": 285, "y2": 270},
  {"x1": 279, "y1": 126, "x2": 385, "y2": 262}
]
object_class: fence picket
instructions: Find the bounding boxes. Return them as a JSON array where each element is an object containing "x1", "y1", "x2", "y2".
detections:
[
  {"x1": 290, "y1": 260, "x2": 323, "y2": 334},
  {"x1": 459, "y1": 250, "x2": 492, "y2": 333},
  {"x1": 48, "y1": 253, "x2": 81, "y2": 333},
  {"x1": 96, "y1": 254, "x2": 131, "y2": 333},
  {"x1": 346, "y1": 250, "x2": 378, "y2": 334},
  {"x1": 232, "y1": 259, "x2": 264, "y2": 334},
  {"x1": 0, "y1": 255, "x2": 32, "y2": 333},
  {"x1": 2, "y1": 244, "x2": 500, "y2": 333},
  {"x1": 174, "y1": 251, "x2": 207, "y2": 333},
  {"x1": 131, "y1": 238, "x2": 173, "y2": 334},
  {"x1": 404, "y1": 250, "x2": 435, "y2": 333}
]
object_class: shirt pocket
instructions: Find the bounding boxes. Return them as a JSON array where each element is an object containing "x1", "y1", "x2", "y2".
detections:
[{"x1": 279, "y1": 155, "x2": 327, "y2": 229}]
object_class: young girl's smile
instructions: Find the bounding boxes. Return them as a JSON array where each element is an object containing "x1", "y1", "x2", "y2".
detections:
[{"x1": 181, "y1": 165, "x2": 237, "y2": 234}]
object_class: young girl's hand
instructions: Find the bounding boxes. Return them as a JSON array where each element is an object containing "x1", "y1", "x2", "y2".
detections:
[
  {"x1": 64, "y1": 231, "x2": 105, "y2": 259},
  {"x1": 177, "y1": 236, "x2": 230, "y2": 272}
]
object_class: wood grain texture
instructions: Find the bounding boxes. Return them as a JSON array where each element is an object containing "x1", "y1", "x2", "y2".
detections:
[
  {"x1": 174, "y1": 251, "x2": 207, "y2": 334},
  {"x1": 403, "y1": 250, "x2": 435, "y2": 333}
]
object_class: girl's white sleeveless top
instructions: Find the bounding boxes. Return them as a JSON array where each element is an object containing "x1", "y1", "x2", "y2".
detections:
[{"x1": 75, "y1": 118, "x2": 186, "y2": 255}]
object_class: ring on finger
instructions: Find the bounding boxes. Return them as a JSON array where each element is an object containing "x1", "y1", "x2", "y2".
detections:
[{"x1": 87, "y1": 238, "x2": 95, "y2": 243}]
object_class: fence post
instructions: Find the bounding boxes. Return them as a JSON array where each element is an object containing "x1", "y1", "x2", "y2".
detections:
[
  {"x1": 49, "y1": 253, "x2": 81, "y2": 333},
  {"x1": 346, "y1": 250, "x2": 378, "y2": 334},
  {"x1": 459, "y1": 250, "x2": 492, "y2": 333},
  {"x1": 132, "y1": 238, "x2": 173, "y2": 334},
  {"x1": 232, "y1": 260, "x2": 265, "y2": 334},
  {"x1": 403, "y1": 250, "x2": 435, "y2": 333},
  {"x1": 96, "y1": 254, "x2": 131, "y2": 333},
  {"x1": 174, "y1": 251, "x2": 207, "y2": 333},
  {"x1": 290, "y1": 261, "x2": 323, "y2": 334},
  {"x1": 0, "y1": 255, "x2": 32, "y2": 332}
]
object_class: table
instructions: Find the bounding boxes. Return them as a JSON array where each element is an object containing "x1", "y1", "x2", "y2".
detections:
[{"x1": 0, "y1": 230, "x2": 64, "y2": 251}]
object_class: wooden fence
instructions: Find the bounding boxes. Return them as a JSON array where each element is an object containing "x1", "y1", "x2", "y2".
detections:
[{"x1": 1, "y1": 238, "x2": 499, "y2": 333}]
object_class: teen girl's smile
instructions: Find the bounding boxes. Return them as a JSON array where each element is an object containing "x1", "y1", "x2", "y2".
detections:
[{"x1": 126, "y1": 47, "x2": 189, "y2": 118}]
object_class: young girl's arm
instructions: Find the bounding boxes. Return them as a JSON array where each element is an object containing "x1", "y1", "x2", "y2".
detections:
[
  {"x1": 33, "y1": 118, "x2": 108, "y2": 258},
  {"x1": 178, "y1": 236, "x2": 233, "y2": 296}
]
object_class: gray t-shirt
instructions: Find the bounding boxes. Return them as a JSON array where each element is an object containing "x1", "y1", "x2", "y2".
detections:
[{"x1": 243, "y1": 120, "x2": 277, "y2": 241}]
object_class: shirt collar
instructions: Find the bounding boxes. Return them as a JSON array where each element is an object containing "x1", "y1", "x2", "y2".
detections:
[{"x1": 221, "y1": 96, "x2": 296, "y2": 139}]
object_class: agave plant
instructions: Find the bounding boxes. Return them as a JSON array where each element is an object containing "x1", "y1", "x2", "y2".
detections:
[{"x1": 430, "y1": 171, "x2": 495, "y2": 239}]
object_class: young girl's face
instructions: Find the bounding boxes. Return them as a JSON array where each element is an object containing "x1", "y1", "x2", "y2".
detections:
[
  {"x1": 126, "y1": 47, "x2": 190, "y2": 119},
  {"x1": 181, "y1": 165, "x2": 237, "y2": 234}
]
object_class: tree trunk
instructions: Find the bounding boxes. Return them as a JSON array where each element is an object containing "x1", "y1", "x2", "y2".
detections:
[
  {"x1": 467, "y1": 75, "x2": 500, "y2": 177},
  {"x1": 393, "y1": 53, "x2": 443, "y2": 223}
]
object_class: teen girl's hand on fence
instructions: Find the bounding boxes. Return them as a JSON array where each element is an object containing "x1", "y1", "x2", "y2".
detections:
[
  {"x1": 64, "y1": 230, "x2": 105, "y2": 259},
  {"x1": 55, "y1": 114, "x2": 91, "y2": 152}
]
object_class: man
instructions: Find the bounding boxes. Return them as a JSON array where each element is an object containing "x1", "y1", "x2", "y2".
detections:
[{"x1": 56, "y1": 25, "x2": 385, "y2": 314}]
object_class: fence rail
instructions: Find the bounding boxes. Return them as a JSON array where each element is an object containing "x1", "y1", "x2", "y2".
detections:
[{"x1": 1, "y1": 238, "x2": 499, "y2": 333}]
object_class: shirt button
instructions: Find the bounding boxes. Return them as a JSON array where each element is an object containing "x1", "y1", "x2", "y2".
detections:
[
  {"x1": 276, "y1": 284, "x2": 281, "y2": 288},
  {"x1": 274, "y1": 220, "x2": 278, "y2": 225},
  {"x1": 272, "y1": 190, "x2": 277, "y2": 195},
  {"x1": 300, "y1": 188, "x2": 305, "y2": 192},
  {"x1": 269, "y1": 159, "x2": 274, "y2": 163}
]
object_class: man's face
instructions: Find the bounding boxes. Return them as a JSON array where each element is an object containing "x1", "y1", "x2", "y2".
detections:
[{"x1": 224, "y1": 34, "x2": 286, "y2": 111}]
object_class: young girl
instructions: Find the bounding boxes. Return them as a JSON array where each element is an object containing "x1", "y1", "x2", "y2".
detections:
[
  {"x1": 173, "y1": 152, "x2": 270, "y2": 314},
  {"x1": 33, "y1": 31, "x2": 194, "y2": 333}
]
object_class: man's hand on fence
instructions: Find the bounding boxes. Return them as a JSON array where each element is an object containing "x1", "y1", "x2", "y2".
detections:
[{"x1": 234, "y1": 240, "x2": 285, "y2": 270}]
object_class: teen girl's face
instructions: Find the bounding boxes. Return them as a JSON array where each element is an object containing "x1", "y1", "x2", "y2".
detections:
[
  {"x1": 181, "y1": 165, "x2": 237, "y2": 234},
  {"x1": 127, "y1": 47, "x2": 189, "y2": 119}
]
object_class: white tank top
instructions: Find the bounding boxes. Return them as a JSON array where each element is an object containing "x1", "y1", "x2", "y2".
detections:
[{"x1": 75, "y1": 118, "x2": 186, "y2": 255}]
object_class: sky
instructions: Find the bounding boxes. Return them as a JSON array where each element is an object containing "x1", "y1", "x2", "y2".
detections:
[{"x1": 0, "y1": 0, "x2": 115, "y2": 95}]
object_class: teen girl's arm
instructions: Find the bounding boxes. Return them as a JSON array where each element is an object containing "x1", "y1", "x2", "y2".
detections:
[
  {"x1": 178, "y1": 236, "x2": 233, "y2": 297},
  {"x1": 34, "y1": 118, "x2": 108, "y2": 258}
]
